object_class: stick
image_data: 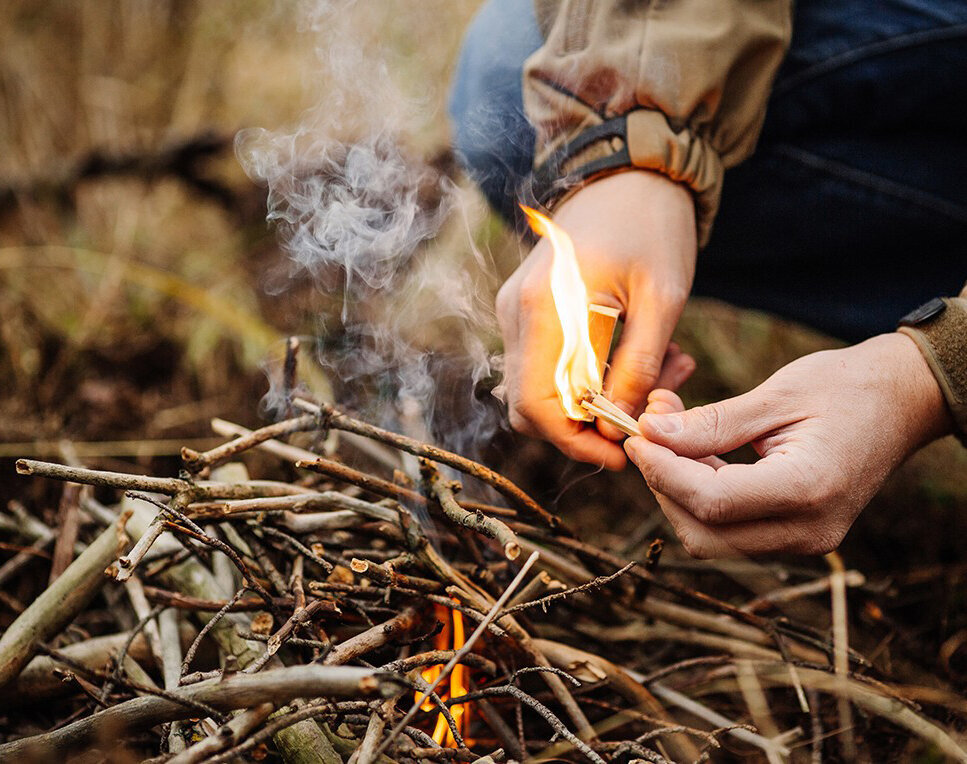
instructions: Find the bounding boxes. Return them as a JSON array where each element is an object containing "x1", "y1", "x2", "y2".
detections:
[
  {"x1": 496, "y1": 561, "x2": 637, "y2": 619},
  {"x1": 168, "y1": 702, "x2": 274, "y2": 764},
  {"x1": 211, "y1": 416, "x2": 401, "y2": 472},
  {"x1": 0, "y1": 517, "x2": 129, "y2": 690},
  {"x1": 373, "y1": 550, "x2": 540, "y2": 759},
  {"x1": 420, "y1": 460, "x2": 520, "y2": 560},
  {"x1": 293, "y1": 398, "x2": 561, "y2": 530},
  {"x1": 579, "y1": 392, "x2": 639, "y2": 437},
  {"x1": 0, "y1": 665, "x2": 402, "y2": 758},
  {"x1": 323, "y1": 609, "x2": 420, "y2": 666},
  {"x1": 182, "y1": 414, "x2": 318, "y2": 473},
  {"x1": 826, "y1": 551, "x2": 856, "y2": 760},
  {"x1": 48, "y1": 483, "x2": 82, "y2": 583},
  {"x1": 15, "y1": 459, "x2": 305, "y2": 499}
]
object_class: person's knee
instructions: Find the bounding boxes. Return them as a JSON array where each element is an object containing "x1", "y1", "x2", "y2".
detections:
[{"x1": 448, "y1": 0, "x2": 541, "y2": 217}]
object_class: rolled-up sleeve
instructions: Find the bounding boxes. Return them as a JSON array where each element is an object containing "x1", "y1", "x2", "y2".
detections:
[{"x1": 524, "y1": 0, "x2": 792, "y2": 245}]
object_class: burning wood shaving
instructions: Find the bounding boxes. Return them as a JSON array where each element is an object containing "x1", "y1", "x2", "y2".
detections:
[{"x1": 2, "y1": 398, "x2": 966, "y2": 763}]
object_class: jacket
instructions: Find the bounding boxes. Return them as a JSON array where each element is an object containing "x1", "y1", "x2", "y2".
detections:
[
  {"x1": 524, "y1": 0, "x2": 792, "y2": 246},
  {"x1": 523, "y1": 0, "x2": 966, "y2": 440}
]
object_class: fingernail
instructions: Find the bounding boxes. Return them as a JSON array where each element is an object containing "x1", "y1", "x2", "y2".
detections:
[{"x1": 643, "y1": 413, "x2": 682, "y2": 434}]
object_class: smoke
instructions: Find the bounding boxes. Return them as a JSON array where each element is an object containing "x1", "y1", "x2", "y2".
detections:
[{"x1": 236, "y1": 0, "x2": 503, "y2": 455}]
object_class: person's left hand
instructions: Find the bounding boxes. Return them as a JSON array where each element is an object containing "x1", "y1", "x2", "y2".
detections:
[{"x1": 624, "y1": 333, "x2": 953, "y2": 558}]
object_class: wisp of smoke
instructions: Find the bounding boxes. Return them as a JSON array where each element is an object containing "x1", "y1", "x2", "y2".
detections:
[{"x1": 236, "y1": 0, "x2": 503, "y2": 457}]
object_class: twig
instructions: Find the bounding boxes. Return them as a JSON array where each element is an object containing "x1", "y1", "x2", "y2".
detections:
[
  {"x1": 743, "y1": 570, "x2": 866, "y2": 613},
  {"x1": 180, "y1": 588, "x2": 248, "y2": 680},
  {"x1": 48, "y1": 483, "x2": 82, "y2": 583},
  {"x1": 181, "y1": 414, "x2": 318, "y2": 474},
  {"x1": 167, "y1": 702, "x2": 274, "y2": 764},
  {"x1": 825, "y1": 551, "x2": 856, "y2": 761},
  {"x1": 143, "y1": 586, "x2": 291, "y2": 612},
  {"x1": 0, "y1": 665, "x2": 402, "y2": 758},
  {"x1": 210, "y1": 416, "x2": 401, "y2": 477},
  {"x1": 734, "y1": 659, "x2": 784, "y2": 764},
  {"x1": 373, "y1": 550, "x2": 539, "y2": 759},
  {"x1": 293, "y1": 398, "x2": 561, "y2": 529},
  {"x1": 16, "y1": 459, "x2": 304, "y2": 499},
  {"x1": 497, "y1": 561, "x2": 636, "y2": 618},
  {"x1": 0, "y1": 517, "x2": 129, "y2": 689},
  {"x1": 255, "y1": 524, "x2": 335, "y2": 573},
  {"x1": 323, "y1": 609, "x2": 421, "y2": 666},
  {"x1": 420, "y1": 460, "x2": 520, "y2": 560},
  {"x1": 124, "y1": 578, "x2": 164, "y2": 670},
  {"x1": 470, "y1": 685, "x2": 605, "y2": 764}
]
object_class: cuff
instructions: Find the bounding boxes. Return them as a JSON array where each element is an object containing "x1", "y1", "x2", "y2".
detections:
[
  {"x1": 898, "y1": 295, "x2": 967, "y2": 446},
  {"x1": 529, "y1": 109, "x2": 724, "y2": 247}
]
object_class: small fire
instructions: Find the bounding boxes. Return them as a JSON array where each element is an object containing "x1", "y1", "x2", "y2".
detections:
[
  {"x1": 417, "y1": 604, "x2": 470, "y2": 746},
  {"x1": 521, "y1": 205, "x2": 602, "y2": 420}
]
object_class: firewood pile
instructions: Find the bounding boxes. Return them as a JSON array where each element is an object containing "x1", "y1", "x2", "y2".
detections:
[{"x1": 2, "y1": 394, "x2": 965, "y2": 762}]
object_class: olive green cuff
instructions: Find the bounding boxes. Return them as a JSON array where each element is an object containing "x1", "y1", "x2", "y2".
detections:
[{"x1": 898, "y1": 294, "x2": 967, "y2": 446}]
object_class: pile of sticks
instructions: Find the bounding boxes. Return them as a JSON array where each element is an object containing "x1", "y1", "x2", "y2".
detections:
[{"x1": 1, "y1": 396, "x2": 965, "y2": 762}]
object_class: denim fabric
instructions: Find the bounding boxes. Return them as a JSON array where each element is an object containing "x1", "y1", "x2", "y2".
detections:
[{"x1": 448, "y1": 0, "x2": 967, "y2": 341}]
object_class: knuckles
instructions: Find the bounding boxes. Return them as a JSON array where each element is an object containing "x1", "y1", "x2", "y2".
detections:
[
  {"x1": 694, "y1": 403, "x2": 724, "y2": 439},
  {"x1": 686, "y1": 487, "x2": 736, "y2": 526}
]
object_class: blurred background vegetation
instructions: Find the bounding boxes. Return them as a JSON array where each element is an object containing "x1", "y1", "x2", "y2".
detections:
[{"x1": 2, "y1": 0, "x2": 966, "y2": 678}]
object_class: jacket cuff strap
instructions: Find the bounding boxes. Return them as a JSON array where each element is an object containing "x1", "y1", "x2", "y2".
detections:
[
  {"x1": 526, "y1": 115, "x2": 632, "y2": 207},
  {"x1": 898, "y1": 295, "x2": 967, "y2": 446},
  {"x1": 527, "y1": 109, "x2": 723, "y2": 246}
]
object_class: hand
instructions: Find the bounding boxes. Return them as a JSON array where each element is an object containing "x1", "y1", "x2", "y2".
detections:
[
  {"x1": 625, "y1": 333, "x2": 953, "y2": 557},
  {"x1": 496, "y1": 171, "x2": 697, "y2": 470}
]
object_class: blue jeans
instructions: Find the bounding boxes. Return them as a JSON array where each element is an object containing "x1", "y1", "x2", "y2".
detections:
[{"x1": 449, "y1": 0, "x2": 967, "y2": 341}]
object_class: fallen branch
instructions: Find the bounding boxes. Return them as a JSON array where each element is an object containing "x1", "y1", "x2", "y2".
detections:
[
  {"x1": 0, "y1": 517, "x2": 130, "y2": 690},
  {"x1": 0, "y1": 665, "x2": 402, "y2": 758}
]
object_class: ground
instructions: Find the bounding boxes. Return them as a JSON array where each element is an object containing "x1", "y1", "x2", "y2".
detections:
[{"x1": 2, "y1": 0, "x2": 967, "y2": 751}]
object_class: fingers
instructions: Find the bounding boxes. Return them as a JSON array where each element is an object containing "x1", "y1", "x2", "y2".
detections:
[
  {"x1": 645, "y1": 390, "x2": 725, "y2": 468},
  {"x1": 649, "y1": 491, "x2": 821, "y2": 558},
  {"x1": 653, "y1": 344, "x2": 696, "y2": 392},
  {"x1": 605, "y1": 296, "x2": 682, "y2": 419},
  {"x1": 498, "y1": 251, "x2": 627, "y2": 470},
  {"x1": 637, "y1": 387, "x2": 786, "y2": 459},
  {"x1": 645, "y1": 388, "x2": 684, "y2": 414},
  {"x1": 527, "y1": 396, "x2": 627, "y2": 470},
  {"x1": 624, "y1": 436, "x2": 801, "y2": 525},
  {"x1": 597, "y1": 346, "x2": 694, "y2": 441}
]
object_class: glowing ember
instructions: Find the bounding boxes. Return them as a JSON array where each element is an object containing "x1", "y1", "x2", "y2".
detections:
[
  {"x1": 417, "y1": 604, "x2": 471, "y2": 746},
  {"x1": 520, "y1": 205, "x2": 602, "y2": 420}
]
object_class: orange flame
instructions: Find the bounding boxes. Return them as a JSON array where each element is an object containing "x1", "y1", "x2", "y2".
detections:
[
  {"x1": 520, "y1": 205, "x2": 602, "y2": 420},
  {"x1": 417, "y1": 605, "x2": 471, "y2": 746}
]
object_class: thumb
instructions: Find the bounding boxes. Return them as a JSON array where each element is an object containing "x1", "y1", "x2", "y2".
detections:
[{"x1": 637, "y1": 390, "x2": 781, "y2": 459}]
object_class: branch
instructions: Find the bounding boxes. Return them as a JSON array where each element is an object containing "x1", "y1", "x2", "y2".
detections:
[
  {"x1": 0, "y1": 665, "x2": 402, "y2": 758},
  {"x1": 0, "y1": 517, "x2": 130, "y2": 690}
]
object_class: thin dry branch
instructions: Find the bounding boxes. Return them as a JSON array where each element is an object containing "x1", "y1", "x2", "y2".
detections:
[
  {"x1": 293, "y1": 398, "x2": 561, "y2": 529},
  {"x1": 420, "y1": 460, "x2": 520, "y2": 560},
  {"x1": 0, "y1": 517, "x2": 129, "y2": 689},
  {"x1": 0, "y1": 665, "x2": 402, "y2": 758}
]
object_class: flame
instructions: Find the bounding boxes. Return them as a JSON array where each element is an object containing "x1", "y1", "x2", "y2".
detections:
[
  {"x1": 520, "y1": 205, "x2": 602, "y2": 420},
  {"x1": 417, "y1": 605, "x2": 471, "y2": 746}
]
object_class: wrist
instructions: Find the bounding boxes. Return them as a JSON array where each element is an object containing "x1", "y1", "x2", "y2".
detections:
[{"x1": 882, "y1": 332, "x2": 955, "y2": 447}]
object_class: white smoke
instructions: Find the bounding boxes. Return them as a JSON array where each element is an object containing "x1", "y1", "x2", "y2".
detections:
[{"x1": 236, "y1": 0, "x2": 503, "y2": 455}]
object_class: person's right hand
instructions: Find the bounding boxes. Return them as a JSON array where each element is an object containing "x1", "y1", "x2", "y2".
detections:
[{"x1": 496, "y1": 170, "x2": 698, "y2": 470}]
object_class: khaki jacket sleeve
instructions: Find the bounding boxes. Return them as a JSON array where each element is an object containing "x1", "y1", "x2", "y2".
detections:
[
  {"x1": 898, "y1": 282, "x2": 967, "y2": 445},
  {"x1": 524, "y1": 0, "x2": 792, "y2": 245}
]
